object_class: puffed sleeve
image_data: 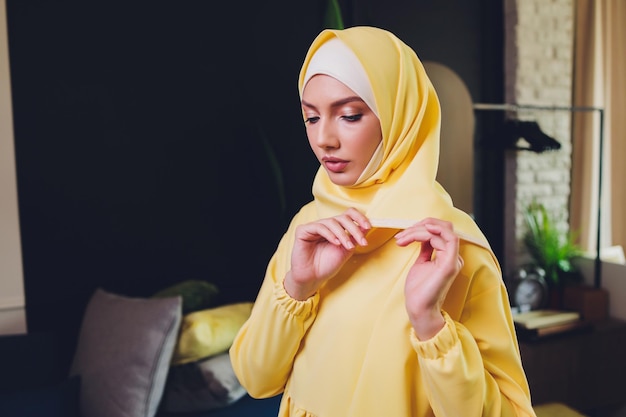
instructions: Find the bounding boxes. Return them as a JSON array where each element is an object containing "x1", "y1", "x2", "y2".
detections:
[
  {"x1": 410, "y1": 246, "x2": 536, "y2": 417},
  {"x1": 229, "y1": 232, "x2": 320, "y2": 398}
]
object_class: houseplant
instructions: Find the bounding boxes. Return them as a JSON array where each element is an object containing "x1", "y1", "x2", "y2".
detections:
[{"x1": 522, "y1": 202, "x2": 583, "y2": 307}]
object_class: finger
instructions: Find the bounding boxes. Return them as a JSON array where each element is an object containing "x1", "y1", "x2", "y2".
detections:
[
  {"x1": 425, "y1": 232, "x2": 460, "y2": 265},
  {"x1": 299, "y1": 220, "x2": 358, "y2": 249},
  {"x1": 327, "y1": 223, "x2": 357, "y2": 250},
  {"x1": 335, "y1": 217, "x2": 369, "y2": 246},
  {"x1": 420, "y1": 220, "x2": 458, "y2": 242},
  {"x1": 420, "y1": 217, "x2": 454, "y2": 231},
  {"x1": 394, "y1": 225, "x2": 434, "y2": 246},
  {"x1": 322, "y1": 217, "x2": 370, "y2": 250},
  {"x1": 396, "y1": 225, "x2": 461, "y2": 272},
  {"x1": 423, "y1": 221, "x2": 456, "y2": 237},
  {"x1": 341, "y1": 223, "x2": 368, "y2": 246},
  {"x1": 416, "y1": 239, "x2": 434, "y2": 263},
  {"x1": 426, "y1": 234, "x2": 449, "y2": 252},
  {"x1": 344, "y1": 208, "x2": 372, "y2": 230}
]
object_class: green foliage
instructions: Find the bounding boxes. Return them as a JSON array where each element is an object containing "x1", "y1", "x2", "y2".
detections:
[
  {"x1": 324, "y1": 0, "x2": 345, "y2": 29},
  {"x1": 153, "y1": 280, "x2": 220, "y2": 314},
  {"x1": 523, "y1": 202, "x2": 583, "y2": 286},
  {"x1": 260, "y1": 127, "x2": 287, "y2": 217}
]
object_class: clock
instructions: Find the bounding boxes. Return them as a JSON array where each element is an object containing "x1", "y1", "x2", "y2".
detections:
[{"x1": 510, "y1": 265, "x2": 548, "y2": 310}]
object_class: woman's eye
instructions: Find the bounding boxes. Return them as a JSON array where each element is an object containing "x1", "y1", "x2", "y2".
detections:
[
  {"x1": 305, "y1": 116, "x2": 320, "y2": 124},
  {"x1": 342, "y1": 114, "x2": 363, "y2": 122}
]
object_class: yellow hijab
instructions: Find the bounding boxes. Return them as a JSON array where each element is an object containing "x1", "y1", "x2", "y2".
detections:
[{"x1": 298, "y1": 26, "x2": 490, "y2": 251}]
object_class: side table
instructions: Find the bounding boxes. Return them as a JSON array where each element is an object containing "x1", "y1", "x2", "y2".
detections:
[{"x1": 518, "y1": 318, "x2": 626, "y2": 415}]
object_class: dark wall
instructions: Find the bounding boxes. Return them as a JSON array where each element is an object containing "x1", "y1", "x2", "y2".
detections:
[
  {"x1": 8, "y1": 0, "x2": 325, "y2": 342},
  {"x1": 7, "y1": 0, "x2": 503, "y2": 352}
]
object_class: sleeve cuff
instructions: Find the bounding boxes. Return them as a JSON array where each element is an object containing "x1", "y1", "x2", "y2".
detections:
[
  {"x1": 274, "y1": 280, "x2": 320, "y2": 319},
  {"x1": 410, "y1": 311, "x2": 459, "y2": 359}
]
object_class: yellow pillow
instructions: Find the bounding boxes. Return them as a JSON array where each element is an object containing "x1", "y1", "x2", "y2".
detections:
[{"x1": 172, "y1": 302, "x2": 253, "y2": 365}]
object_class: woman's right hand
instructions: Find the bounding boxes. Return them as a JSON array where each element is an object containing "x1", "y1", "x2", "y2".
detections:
[{"x1": 284, "y1": 208, "x2": 371, "y2": 300}]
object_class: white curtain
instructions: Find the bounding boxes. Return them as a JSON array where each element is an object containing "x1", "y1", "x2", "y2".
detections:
[{"x1": 571, "y1": 0, "x2": 626, "y2": 257}]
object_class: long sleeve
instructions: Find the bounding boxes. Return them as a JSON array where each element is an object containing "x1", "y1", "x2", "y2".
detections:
[
  {"x1": 411, "y1": 252, "x2": 536, "y2": 417},
  {"x1": 229, "y1": 237, "x2": 319, "y2": 398}
]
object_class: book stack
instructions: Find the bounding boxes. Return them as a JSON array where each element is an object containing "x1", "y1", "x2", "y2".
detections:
[{"x1": 513, "y1": 309, "x2": 592, "y2": 341}]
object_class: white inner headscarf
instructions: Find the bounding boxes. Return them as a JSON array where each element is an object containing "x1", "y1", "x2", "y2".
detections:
[{"x1": 301, "y1": 37, "x2": 383, "y2": 186}]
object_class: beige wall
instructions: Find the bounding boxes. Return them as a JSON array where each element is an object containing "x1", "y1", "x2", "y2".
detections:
[{"x1": 0, "y1": 0, "x2": 26, "y2": 335}]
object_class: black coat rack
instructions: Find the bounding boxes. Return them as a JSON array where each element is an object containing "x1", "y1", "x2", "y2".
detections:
[{"x1": 473, "y1": 103, "x2": 605, "y2": 288}]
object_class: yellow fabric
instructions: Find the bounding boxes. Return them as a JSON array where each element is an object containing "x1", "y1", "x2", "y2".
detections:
[
  {"x1": 172, "y1": 302, "x2": 253, "y2": 365},
  {"x1": 230, "y1": 26, "x2": 535, "y2": 417}
]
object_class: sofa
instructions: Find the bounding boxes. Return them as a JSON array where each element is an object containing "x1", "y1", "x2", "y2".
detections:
[{"x1": 0, "y1": 288, "x2": 282, "y2": 417}]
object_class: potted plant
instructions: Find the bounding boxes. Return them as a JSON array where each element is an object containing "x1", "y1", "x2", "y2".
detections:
[{"x1": 522, "y1": 202, "x2": 583, "y2": 307}]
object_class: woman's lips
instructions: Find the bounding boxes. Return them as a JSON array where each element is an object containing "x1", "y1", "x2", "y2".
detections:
[{"x1": 323, "y1": 157, "x2": 349, "y2": 173}]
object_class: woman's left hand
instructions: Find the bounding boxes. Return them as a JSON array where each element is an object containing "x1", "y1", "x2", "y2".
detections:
[{"x1": 394, "y1": 217, "x2": 464, "y2": 340}]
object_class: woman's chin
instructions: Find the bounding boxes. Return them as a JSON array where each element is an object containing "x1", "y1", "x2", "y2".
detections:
[{"x1": 326, "y1": 171, "x2": 358, "y2": 186}]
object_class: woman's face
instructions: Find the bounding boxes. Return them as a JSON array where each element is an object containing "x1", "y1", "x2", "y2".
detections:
[{"x1": 301, "y1": 74, "x2": 382, "y2": 186}]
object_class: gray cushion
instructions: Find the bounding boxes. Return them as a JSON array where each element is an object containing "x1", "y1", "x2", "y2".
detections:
[{"x1": 69, "y1": 288, "x2": 182, "y2": 417}]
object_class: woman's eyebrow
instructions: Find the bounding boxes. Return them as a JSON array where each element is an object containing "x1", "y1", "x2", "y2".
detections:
[{"x1": 301, "y1": 96, "x2": 365, "y2": 110}]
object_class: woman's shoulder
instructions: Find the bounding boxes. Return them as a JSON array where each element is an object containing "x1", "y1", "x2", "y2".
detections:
[{"x1": 458, "y1": 239, "x2": 503, "y2": 283}]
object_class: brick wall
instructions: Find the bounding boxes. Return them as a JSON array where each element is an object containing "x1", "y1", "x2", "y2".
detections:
[{"x1": 503, "y1": 0, "x2": 575, "y2": 272}]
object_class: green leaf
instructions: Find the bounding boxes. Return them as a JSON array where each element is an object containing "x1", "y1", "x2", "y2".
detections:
[
  {"x1": 259, "y1": 127, "x2": 287, "y2": 216},
  {"x1": 522, "y1": 202, "x2": 583, "y2": 286},
  {"x1": 153, "y1": 280, "x2": 220, "y2": 314},
  {"x1": 324, "y1": 0, "x2": 344, "y2": 30}
]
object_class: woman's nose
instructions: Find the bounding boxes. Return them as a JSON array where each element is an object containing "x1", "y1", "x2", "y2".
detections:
[{"x1": 314, "y1": 120, "x2": 339, "y2": 149}]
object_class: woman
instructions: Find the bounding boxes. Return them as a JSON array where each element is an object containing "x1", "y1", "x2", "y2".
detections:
[{"x1": 230, "y1": 26, "x2": 535, "y2": 417}]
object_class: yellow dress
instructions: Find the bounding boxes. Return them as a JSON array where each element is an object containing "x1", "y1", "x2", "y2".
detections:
[{"x1": 230, "y1": 26, "x2": 536, "y2": 417}]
